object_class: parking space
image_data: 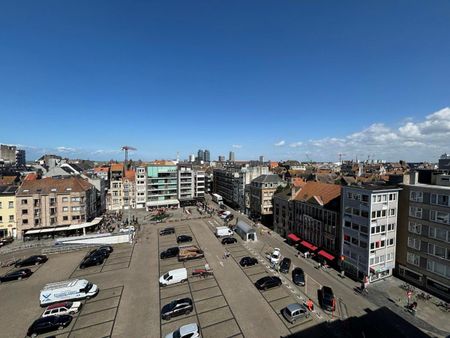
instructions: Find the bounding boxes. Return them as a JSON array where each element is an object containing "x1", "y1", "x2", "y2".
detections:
[
  {"x1": 70, "y1": 244, "x2": 135, "y2": 279},
  {"x1": 158, "y1": 224, "x2": 243, "y2": 338}
]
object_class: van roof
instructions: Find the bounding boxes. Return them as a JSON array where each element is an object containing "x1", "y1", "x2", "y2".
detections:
[
  {"x1": 169, "y1": 268, "x2": 187, "y2": 274},
  {"x1": 42, "y1": 279, "x2": 87, "y2": 290}
]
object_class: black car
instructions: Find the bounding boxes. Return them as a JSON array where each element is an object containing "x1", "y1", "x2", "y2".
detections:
[
  {"x1": 160, "y1": 227, "x2": 175, "y2": 236},
  {"x1": 79, "y1": 255, "x2": 105, "y2": 269},
  {"x1": 221, "y1": 237, "x2": 237, "y2": 245},
  {"x1": 176, "y1": 235, "x2": 192, "y2": 244},
  {"x1": 161, "y1": 297, "x2": 193, "y2": 320},
  {"x1": 225, "y1": 214, "x2": 234, "y2": 222},
  {"x1": 239, "y1": 257, "x2": 258, "y2": 267},
  {"x1": 292, "y1": 267, "x2": 305, "y2": 286},
  {"x1": 15, "y1": 255, "x2": 48, "y2": 268},
  {"x1": 279, "y1": 257, "x2": 291, "y2": 274},
  {"x1": 160, "y1": 247, "x2": 180, "y2": 259},
  {"x1": 87, "y1": 248, "x2": 110, "y2": 259},
  {"x1": 97, "y1": 245, "x2": 113, "y2": 254},
  {"x1": 320, "y1": 286, "x2": 335, "y2": 312},
  {"x1": 255, "y1": 276, "x2": 282, "y2": 290},
  {"x1": 27, "y1": 315, "x2": 72, "y2": 337},
  {"x1": 0, "y1": 268, "x2": 33, "y2": 283}
]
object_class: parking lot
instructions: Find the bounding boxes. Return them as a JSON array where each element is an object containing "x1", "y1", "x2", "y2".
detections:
[{"x1": 0, "y1": 216, "x2": 325, "y2": 338}]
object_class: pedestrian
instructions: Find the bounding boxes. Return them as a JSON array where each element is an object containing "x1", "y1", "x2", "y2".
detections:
[{"x1": 306, "y1": 299, "x2": 314, "y2": 312}]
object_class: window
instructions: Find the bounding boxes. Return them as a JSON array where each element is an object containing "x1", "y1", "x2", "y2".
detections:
[
  {"x1": 22, "y1": 219, "x2": 28, "y2": 225},
  {"x1": 407, "y1": 252, "x2": 420, "y2": 266},
  {"x1": 389, "y1": 209, "x2": 396, "y2": 216},
  {"x1": 8, "y1": 201, "x2": 13, "y2": 208},
  {"x1": 428, "y1": 243, "x2": 446, "y2": 259},
  {"x1": 0, "y1": 216, "x2": 2, "y2": 222},
  {"x1": 388, "y1": 223, "x2": 395, "y2": 231},
  {"x1": 370, "y1": 257, "x2": 374, "y2": 265},
  {"x1": 72, "y1": 206, "x2": 81, "y2": 211},
  {"x1": 429, "y1": 226, "x2": 449, "y2": 242},
  {"x1": 389, "y1": 193, "x2": 396, "y2": 201},
  {"x1": 407, "y1": 236, "x2": 421, "y2": 250},
  {"x1": 430, "y1": 210, "x2": 450, "y2": 224},
  {"x1": 362, "y1": 195, "x2": 369, "y2": 203},
  {"x1": 63, "y1": 216, "x2": 69, "y2": 221},
  {"x1": 0, "y1": 202, "x2": 2, "y2": 208},
  {"x1": 430, "y1": 193, "x2": 450, "y2": 207},
  {"x1": 360, "y1": 241, "x2": 367, "y2": 249},
  {"x1": 370, "y1": 242, "x2": 375, "y2": 250},
  {"x1": 352, "y1": 223, "x2": 359, "y2": 231},
  {"x1": 360, "y1": 226, "x2": 368, "y2": 234},
  {"x1": 345, "y1": 221, "x2": 351, "y2": 228},
  {"x1": 62, "y1": 207, "x2": 69, "y2": 212},
  {"x1": 347, "y1": 192, "x2": 353, "y2": 199},
  {"x1": 353, "y1": 208, "x2": 360, "y2": 216},
  {"x1": 408, "y1": 222, "x2": 421, "y2": 234},
  {"x1": 71, "y1": 197, "x2": 81, "y2": 202},
  {"x1": 344, "y1": 235, "x2": 350, "y2": 243},
  {"x1": 381, "y1": 225, "x2": 386, "y2": 232},
  {"x1": 344, "y1": 206, "x2": 352, "y2": 214},
  {"x1": 380, "y1": 240, "x2": 385, "y2": 247},
  {"x1": 9, "y1": 215, "x2": 14, "y2": 221},
  {"x1": 388, "y1": 238, "x2": 394, "y2": 246},
  {"x1": 22, "y1": 209, "x2": 28, "y2": 215},
  {"x1": 409, "y1": 206, "x2": 422, "y2": 218},
  {"x1": 351, "y1": 237, "x2": 358, "y2": 245},
  {"x1": 361, "y1": 210, "x2": 369, "y2": 218},
  {"x1": 62, "y1": 197, "x2": 68, "y2": 202},
  {"x1": 387, "y1": 253, "x2": 394, "y2": 261},
  {"x1": 410, "y1": 191, "x2": 423, "y2": 202},
  {"x1": 21, "y1": 199, "x2": 28, "y2": 205},
  {"x1": 427, "y1": 260, "x2": 449, "y2": 278}
]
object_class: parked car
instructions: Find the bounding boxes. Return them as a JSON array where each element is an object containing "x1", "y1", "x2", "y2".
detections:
[
  {"x1": 282, "y1": 303, "x2": 309, "y2": 323},
  {"x1": 269, "y1": 248, "x2": 281, "y2": 264},
  {"x1": 87, "y1": 248, "x2": 110, "y2": 259},
  {"x1": 292, "y1": 267, "x2": 305, "y2": 286},
  {"x1": 225, "y1": 214, "x2": 234, "y2": 222},
  {"x1": 161, "y1": 298, "x2": 193, "y2": 320},
  {"x1": 160, "y1": 227, "x2": 175, "y2": 236},
  {"x1": 255, "y1": 276, "x2": 282, "y2": 290},
  {"x1": 0, "y1": 268, "x2": 33, "y2": 283},
  {"x1": 279, "y1": 257, "x2": 291, "y2": 273},
  {"x1": 0, "y1": 237, "x2": 14, "y2": 247},
  {"x1": 79, "y1": 255, "x2": 105, "y2": 269},
  {"x1": 15, "y1": 255, "x2": 48, "y2": 268},
  {"x1": 221, "y1": 237, "x2": 237, "y2": 245},
  {"x1": 239, "y1": 257, "x2": 258, "y2": 267},
  {"x1": 165, "y1": 323, "x2": 200, "y2": 338},
  {"x1": 319, "y1": 286, "x2": 335, "y2": 312},
  {"x1": 42, "y1": 301, "x2": 82, "y2": 317},
  {"x1": 176, "y1": 235, "x2": 192, "y2": 244},
  {"x1": 160, "y1": 247, "x2": 180, "y2": 259},
  {"x1": 27, "y1": 315, "x2": 72, "y2": 337},
  {"x1": 97, "y1": 245, "x2": 113, "y2": 254}
]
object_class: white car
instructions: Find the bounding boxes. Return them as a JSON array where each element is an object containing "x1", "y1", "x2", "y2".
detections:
[
  {"x1": 270, "y1": 248, "x2": 281, "y2": 264},
  {"x1": 42, "y1": 301, "x2": 82, "y2": 317},
  {"x1": 119, "y1": 225, "x2": 135, "y2": 233},
  {"x1": 165, "y1": 323, "x2": 200, "y2": 338}
]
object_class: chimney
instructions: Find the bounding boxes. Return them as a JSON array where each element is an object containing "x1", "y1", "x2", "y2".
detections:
[{"x1": 409, "y1": 171, "x2": 418, "y2": 185}]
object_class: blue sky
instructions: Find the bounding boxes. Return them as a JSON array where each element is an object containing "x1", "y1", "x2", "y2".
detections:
[{"x1": 1, "y1": 1, "x2": 449, "y2": 162}]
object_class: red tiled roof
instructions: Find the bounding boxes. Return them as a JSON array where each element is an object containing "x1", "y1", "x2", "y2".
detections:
[
  {"x1": 17, "y1": 177, "x2": 94, "y2": 195},
  {"x1": 124, "y1": 170, "x2": 135, "y2": 181},
  {"x1": 24, "y1": 173, "x2": 37, "y2": 181},
  {"x1": 94, "y1": 167, "x2": 109, "y2": 173},
  {"x1": 294, "y1": 181, "x2": 341, "y2": 206},
  {"x1": 110, "y1": 163, "x2": 123, "y2": 172}
]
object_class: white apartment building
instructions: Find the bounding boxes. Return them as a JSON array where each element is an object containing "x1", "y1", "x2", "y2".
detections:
[
  {"x1": 195, "y1": 171, "x2": 205, "y2": 198},
  {"x1": 341, "y1": 185, "x2": 401, "y2": 283},
  {"x1": 135, "y1": 167, "x2": 147, "y2": 209}
]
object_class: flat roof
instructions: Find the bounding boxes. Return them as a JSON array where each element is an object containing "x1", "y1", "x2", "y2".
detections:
[{"x1": 402, "y1": 183, "x2": 450, "y2": 191}]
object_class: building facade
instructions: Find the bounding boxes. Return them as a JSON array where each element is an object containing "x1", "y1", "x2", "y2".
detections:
[
  {"x1": 249, "y1": 174, "x2": 286, "y2": 221},
  {"x1": 147, "y1": 165, "x2": 179, "y2": 209},
  {"x1": 108, "y1": 163, "x2": 124, "y2": 211},
  {"x1": 16, "y1": 177, "x2": 97, "y2": 238},
  {"x1": 135, "y1": 166, "x2": 147, "y2": 209},
  {"x1": 0, "y1": 144, "x2": 16, "y2": 164},
  {"x1": 341, "y1": 185, "x2": 401, "y2": 282},
  {"x1": 396, "y1": 172, "x2": 450, "y2": 301},
  {"x1": 0, "y1": 185, "x2": 18, "y2": 238}
]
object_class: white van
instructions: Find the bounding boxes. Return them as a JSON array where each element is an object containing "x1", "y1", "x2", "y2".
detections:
[
  {"x1": 39, "y1": 279, "x2": 99, "y2": 306},
  {"x1": 215, "y1": 226, "x2": 234, "y2": 238},
  {"x1": 220, "y1": 211, "x2": 231, "y2": 219},
  {"x1": 159, "y1": 268, "x2": 187, "y2": 286}
]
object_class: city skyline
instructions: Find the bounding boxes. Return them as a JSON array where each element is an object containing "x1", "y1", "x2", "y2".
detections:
[{"x1": 1, "y1": 1, "x2": 450, "y2": 162}]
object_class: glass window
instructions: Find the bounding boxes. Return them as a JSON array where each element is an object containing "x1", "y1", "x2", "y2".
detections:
[
  {"x1": 408, "y1": 221, "x2": 421, "y2": 234},
  {"x1": 410, "y1": 191, "x2": 423, "y2": 202},
  {"x1": 407, "y1": 236, "x2": 421, "y2": 250},
  {"x1": 409, "y1": 206, "x2": 423, "y2": 218},
  {"x1": 430, "y1": 210, "x2": 450, "y2": 224},
  {"x1": 389, "y1": 209, "x2": 396, "y2": 216},
  {"x1": 407, "y1": 252, "x2": 420, "y2": 266},
  {"x1": 8, "y1": 201, "x2": 13, "y2": 208}
]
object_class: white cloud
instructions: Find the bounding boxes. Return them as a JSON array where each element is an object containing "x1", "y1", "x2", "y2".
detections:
[
  {"x1": 289, "y1": 142, "x2": 303, "y2": 148},
  {"x1": 274, "y1": 140, "x2": 286, "y2": 147},
  {"x1": 302, "y1": 107, "x2": 450, "y2": 162},
  {"x1": 232, "y1": 144, "x2": 243, "y2": 149},
  {"x1": 56, "y1": 146, "x2": 76, "y2": 153}
]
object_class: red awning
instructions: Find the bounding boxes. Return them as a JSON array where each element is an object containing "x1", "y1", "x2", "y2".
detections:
[
  {"x1": 300, "y1": 240, "x2": 318, "y2": 251},
  {"x1": 318, "y1": 250, "x2": 335, "y2": 261},
  {"x1": 287, "y1": 234, "x2": 301, "y2": 242}
]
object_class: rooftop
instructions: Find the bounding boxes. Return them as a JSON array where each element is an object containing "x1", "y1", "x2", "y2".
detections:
[
  {"x1": 17, "y1": 177, "x2": 93, "y2": 195},
  {"x1": 0, "y1": 185, "x2": 18, "y2": 195},
  {"x1": 294, "y1": 181, "x2": 341, "y2": 206},
  {"x1": 252, "y1": 174, "x2": 283, "y2": 184},
  {"x1": 345, "y1": 183, "x2": 401, "y2": 191}
]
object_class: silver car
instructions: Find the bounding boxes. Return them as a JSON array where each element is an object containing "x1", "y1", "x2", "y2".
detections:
[{"x1": 282, "y1": 303, "x2": 309, "y2": 323}]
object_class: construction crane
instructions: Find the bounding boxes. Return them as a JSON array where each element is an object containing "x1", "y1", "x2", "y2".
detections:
[
  {"x1": 338, "y1": 153, "x2": 346, "y2": 165},
  {"x1": 121, "y1": 146, "x2": 136, "y2": 224},
  {"x1": 305, "y1": 153, "x2": 312, "y2": 163},
  {"x1": 121, "y1": 146, "x2": 137, "y2": 165}
]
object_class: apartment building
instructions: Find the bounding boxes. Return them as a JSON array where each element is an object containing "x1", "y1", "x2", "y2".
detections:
[
  {"x1": 147, "y1": 165, "x2": 179, "y2": 209},
  {"x1": 108, "y1": 163, "x2": 124, "y2": 211},
  {"x1": 178, "y1": 164, "x2": 195, "y2": 204},
  {"x1": 194, "y1": 170, "x2": 205, "y2": 198},
  {"x1": 273, "y1": 187, "x2": 296, "y2": 238},
  {"x1": 213, "y1": 165, "x2": 269, "y2": 211},
  {"x1": 135, "y1": 166, "x2": 147, "y2": 209},
  {"x1": 0, "y1": 185, "x2": 18, "y2": 238},
  {"x1": 248, "y1": 174, "x2": 286, "y2": 221},
  {"x1": 397, "y1": 172, "x2": 450, "y2": 301},
  {"x1": 341, "y1": 185, "x2": 401, "y2": 282},
  {"x1": 123, "y1": 170, "x2": 136, "y2": 209},
  {"x1": 16, "y1": 177, "x2": 97, "y2": 238}
]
